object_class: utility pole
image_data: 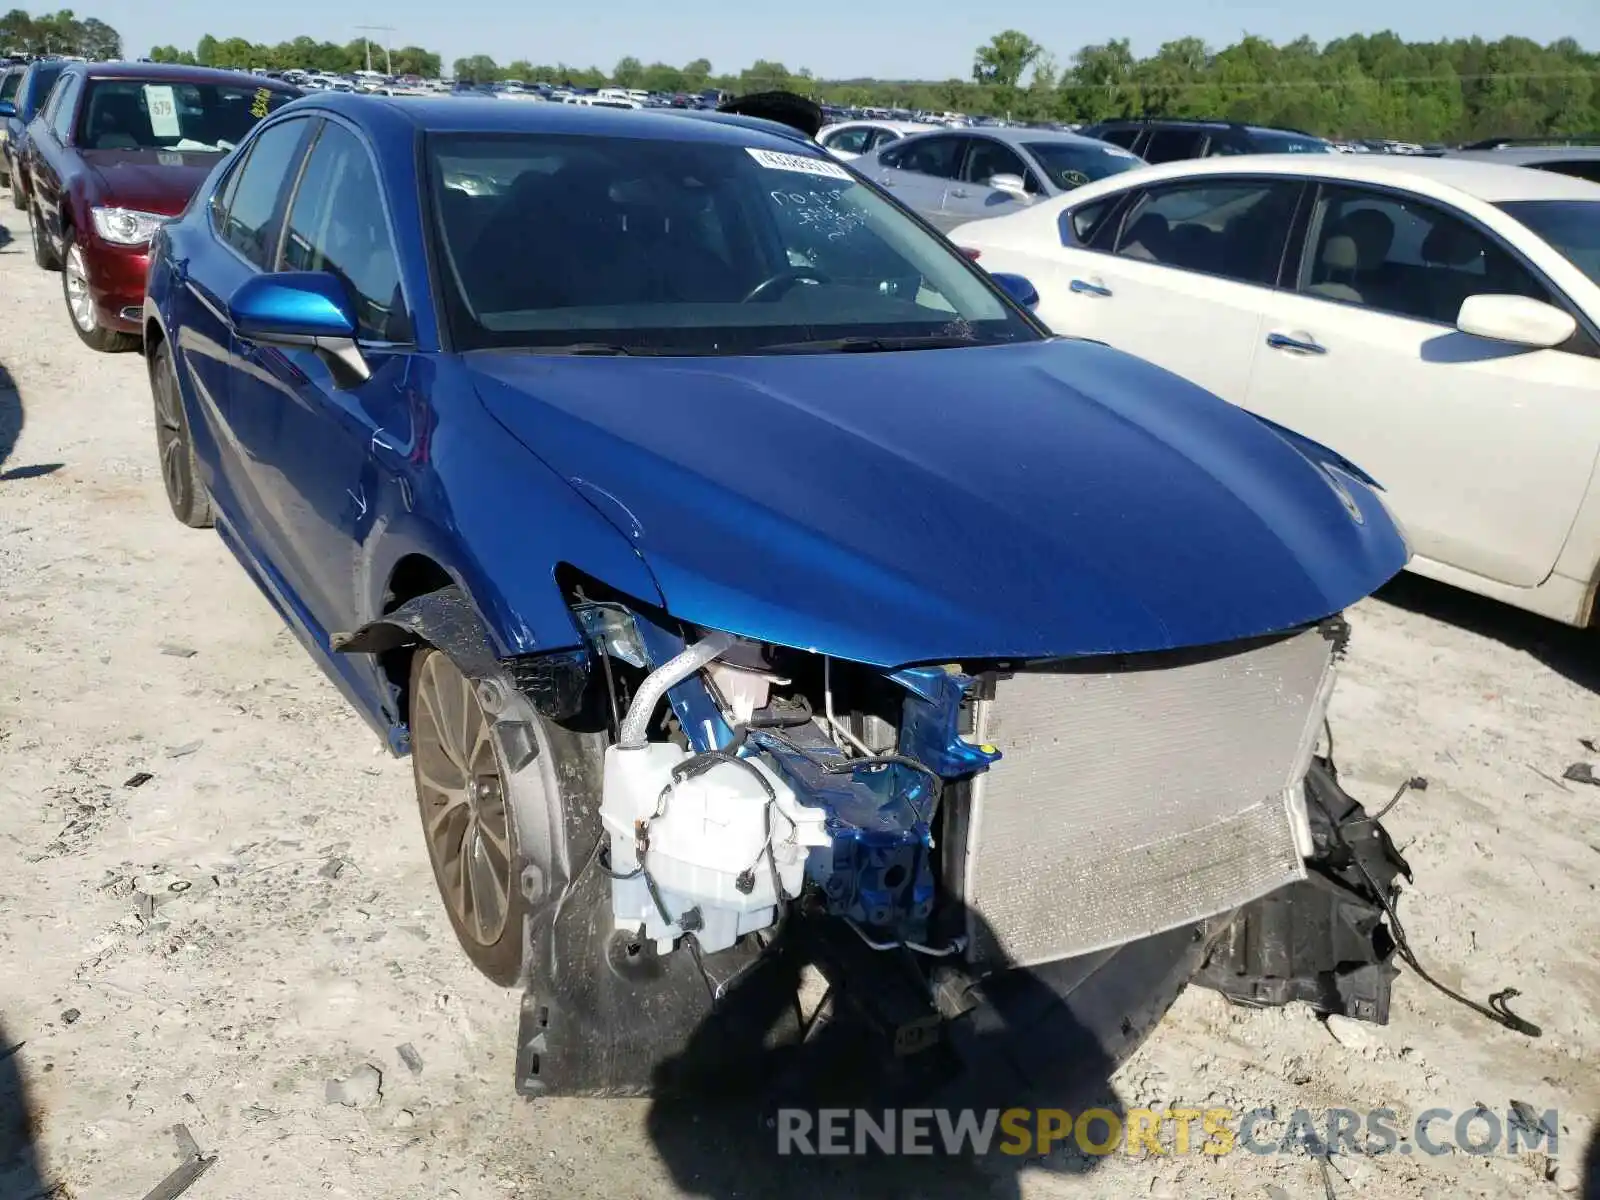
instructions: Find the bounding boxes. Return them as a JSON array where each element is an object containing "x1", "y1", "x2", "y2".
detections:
[{"x1": 355, "y1": 24, "x2": 395, "y2": 75}]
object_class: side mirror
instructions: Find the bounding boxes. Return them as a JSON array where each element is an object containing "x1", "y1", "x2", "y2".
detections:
[
  {"x1": 987, "y1": 173, "x2": 1030, "y2": 200},
  {"x1": 1456, "y1": 293, "x2": 1576, "y2": 349},
  {"x1": 0, "y1": 100, "x2": 14, "y2": 119},
  {"x1": 228, "y1": 271, "x2": 371, "y2": 387},
  {"x1": 990, "y1": 271, "x2": 1040, "y2": 310}
]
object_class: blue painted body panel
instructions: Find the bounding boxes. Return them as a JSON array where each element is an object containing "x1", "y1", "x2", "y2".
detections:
[
  {"x1": 143, "y1": 94, "x2": 1408, "y2": 750},
  {"x1": 467, "y1": 341, "x2": 1405, "y2": 665}
]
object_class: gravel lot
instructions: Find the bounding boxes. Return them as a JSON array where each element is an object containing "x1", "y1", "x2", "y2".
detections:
[{"x1": 1, "y1": 199, "x2": 1598, "y2": 1200}]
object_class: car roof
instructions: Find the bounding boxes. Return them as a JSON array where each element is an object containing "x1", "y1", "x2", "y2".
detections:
[
  {"x1": 900, "y1": 125, "x2": 1120, "y2": 149},
  {"x1": 69, "y1": 61, "x2": 299, "y2": 90},
  {"x1": 1064, "y1": 152, "x2": 1600, "y2": 204},
  {"x1": 289, "y1": 92, "x2": 836, "y2": 154},
  {"x1": 820, "y1": 119, "x2": 935, "y2": 133},
  {"x1": 1444, "y1": 145, "x2": 1600, "y2": 166},
  {"x1": 1089, "y1": 117, "x2": 1322, "y2": 137}
]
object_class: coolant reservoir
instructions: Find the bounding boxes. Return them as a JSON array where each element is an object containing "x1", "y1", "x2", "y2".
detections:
[{"x1": 600, "y1": 743, "x2": 830, "y2": 954}]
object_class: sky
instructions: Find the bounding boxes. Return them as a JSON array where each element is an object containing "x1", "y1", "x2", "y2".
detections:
[{"x1": 87, "y1": 0, "x2": 1600, "y2": 80}]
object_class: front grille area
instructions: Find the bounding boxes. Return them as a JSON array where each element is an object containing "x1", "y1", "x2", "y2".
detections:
[{"x1": 962, "y1": 624, "x2": 1338, "y2": 968}]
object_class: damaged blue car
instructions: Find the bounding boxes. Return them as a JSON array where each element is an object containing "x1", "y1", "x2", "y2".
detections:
[{"x1": 142, "y1": 93, "x2": 1414, "y2": 1101}]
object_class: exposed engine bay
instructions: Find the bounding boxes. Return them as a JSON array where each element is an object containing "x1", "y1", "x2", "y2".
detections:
[
  {"x1": 490, "y1": 596, "x2": 1417, "y2": 1100},
  {"x1": 583, "y1": 601, "x2": 1344, "y2": 970}
]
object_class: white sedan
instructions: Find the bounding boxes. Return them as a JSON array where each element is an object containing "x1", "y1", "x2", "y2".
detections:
[
  {"x1": 815, "y1": 120, "x2": 937, "y2": 161},
  {"x1": 950, "y1": 155, "x2": 1600, "y2": 627}
]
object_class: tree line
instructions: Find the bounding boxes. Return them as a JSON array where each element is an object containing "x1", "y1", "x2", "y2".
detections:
[
  {"x1": 0, "y1": 8, "x2": 120, "y2": 59},
  {"x1": 6, "y1": 9, "x2": 1598, "y2": 143}
]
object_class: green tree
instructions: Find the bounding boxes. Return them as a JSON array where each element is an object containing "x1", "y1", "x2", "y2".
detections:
[
  {"x1": 453, "y1": 54, "x2": 500, "y2": 83},
  {"x1": 681, "y1": 57, "x2": 712, "y2": 91},
  {"x1": 195, "y1": 33, "x2": 218, "y2": 66},
  {"x1": 972, "y1": 30, "x2": 1042, "y2": 88},
  {"x1": 612, "y1": 55, "x2": 643, "y2": 87}
]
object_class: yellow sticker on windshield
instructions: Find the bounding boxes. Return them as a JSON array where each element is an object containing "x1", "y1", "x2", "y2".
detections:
[{"x1": 251, "y1": 87, "x2": 272, "y2": 119}]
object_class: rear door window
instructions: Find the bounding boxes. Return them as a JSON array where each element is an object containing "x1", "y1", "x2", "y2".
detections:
[
  {"x1": 0, "y1": 70, "x2": 20, "y2": 105},
  {"x1": 1115, "y1": 179, "x2": 1301, "y2": 285},
  {"x1": 889, "y1": 134, "x2": 967, "y2": 179},
  {"x1": 1531, "y1": 160, "x2": 1600, "y2": 184}
]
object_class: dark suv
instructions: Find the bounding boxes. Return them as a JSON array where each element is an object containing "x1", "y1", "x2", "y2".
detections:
[{"x1": 1078, "y1": 118, "x2": 1335, "y2": 163}]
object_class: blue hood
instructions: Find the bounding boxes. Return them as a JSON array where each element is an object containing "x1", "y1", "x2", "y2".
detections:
[{"x1": 467, "y1": 339, "x2": 1406, "y2": 666}]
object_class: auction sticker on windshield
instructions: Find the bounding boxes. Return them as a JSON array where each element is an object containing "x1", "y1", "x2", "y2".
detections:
[
  {"x1": 747, "y1": 148, "x2": 852, "y2": 180},
  {"x1": 144, "y1": 85, "x2": 180, "y2": 138}
]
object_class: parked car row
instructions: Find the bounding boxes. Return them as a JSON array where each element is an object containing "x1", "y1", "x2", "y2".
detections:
[
  {"x1": 949, "y1": 150, "x2": 1600, "y2": 627},
  {"x1": 2, "y1": 61, "x2": 301, "y2": 349},
  {"x1": 3, "y1": 76, "x2": 1422, "y2": 1102}
]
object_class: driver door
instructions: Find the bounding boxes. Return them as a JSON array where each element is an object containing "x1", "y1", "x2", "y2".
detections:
[{"x1": 863, "y1": 133, "x2": 967, "y2": 230}]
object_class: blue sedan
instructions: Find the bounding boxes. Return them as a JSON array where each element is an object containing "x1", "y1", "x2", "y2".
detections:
[{"x1": 142, "y1": 94, "x2": 1408, "y2": 1099}]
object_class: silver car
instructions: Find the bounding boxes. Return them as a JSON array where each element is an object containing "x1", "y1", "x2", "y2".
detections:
[{"x1": 859, "y1": 126, "x2": 1147, "y2": 231}]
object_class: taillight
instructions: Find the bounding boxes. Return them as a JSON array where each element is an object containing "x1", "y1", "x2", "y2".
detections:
[{"x1": 958, "y1": 247, "x2": 981, "y2": 261}]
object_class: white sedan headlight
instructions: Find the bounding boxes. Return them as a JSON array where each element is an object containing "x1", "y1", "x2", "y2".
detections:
[{"x1": 90, "y1": 206, "x2": 168, "y2": 246}]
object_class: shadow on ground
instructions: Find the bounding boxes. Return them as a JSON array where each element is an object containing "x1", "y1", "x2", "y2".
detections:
[
  {"x1": 625, "y1": 902, "x2": 1212, "y2": 1199},
  {"x1": 0, "y1": 361, "x2": 63, "y2": 482},
  {"x1": 1373, "y1": 571, "x2": 1600, "y2": 694},
  {"x1": 0, "y1": 1018, "x2": 50, "y2": 1200}
]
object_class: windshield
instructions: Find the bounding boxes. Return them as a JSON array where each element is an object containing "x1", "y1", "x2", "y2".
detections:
[
  {"x1": 1023, "y1": 140, "x2": 1144, "y2": 190},
  {"x1": 1498, "y1": 200, "x2": 1600, "y2": 286},
  {"x1": 427, "y1": 131, "x2": 1039, "y2": 355},
  {"x1": 75, "y1": 78, "x2": 296, "y2": 153}
]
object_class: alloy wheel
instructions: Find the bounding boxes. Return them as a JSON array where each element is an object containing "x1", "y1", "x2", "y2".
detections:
[
  {"x1": 410, "y1": 651, "x2": 515, "y2": 947},
  {"x1": 64, "y1": 244, "x2": 95, "y2": 332},
  {"x1": 152, "y1": 351, "x2": 185, "y2": 502}
]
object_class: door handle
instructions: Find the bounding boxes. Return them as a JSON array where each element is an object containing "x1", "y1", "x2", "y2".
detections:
[
  {"x1": 1266, "y1": 331, "x2": 1326, "y2": 355},
  {"x1": 948, "y1": 188, "x2": 969, "y2": 198},
  {"x1": 1069, "y1": 278, "x2": 1112, "y2": 297}
]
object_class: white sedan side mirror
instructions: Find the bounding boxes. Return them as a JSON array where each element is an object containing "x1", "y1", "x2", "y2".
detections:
[
  {"x1": 1456, "y1": 294, "x2": 1577, "y2": 349},
  {"x1": 987, "y1": 173, "x2": 1031, "y2": 201}
]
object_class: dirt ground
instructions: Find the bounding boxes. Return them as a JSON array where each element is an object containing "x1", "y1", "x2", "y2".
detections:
[{"x1": 1, "y1": 199, "x2": 1598, "y2": 1200}]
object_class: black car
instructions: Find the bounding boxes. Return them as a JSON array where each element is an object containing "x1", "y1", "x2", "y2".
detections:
[
  {"x1": 1079, "y1": 117, "x2": 1336, "y2": 163},
  {"x1": 1, "y1": 56, "x2": 67, "y2": 208}
]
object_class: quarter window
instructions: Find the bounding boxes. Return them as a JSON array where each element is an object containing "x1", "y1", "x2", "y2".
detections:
[
  {"x1": 1114, "y1": 180, "x2": 1300, "y2": 286},
  {"x1": 219, "y1": 117, "x2": 310, "y2": 269},
  {"x1": 280, "y1": 122, "x2": 409, "y2": 342},
  {"x1": 1300, "y1": 185, "x2": 1548, "y2": 324}
]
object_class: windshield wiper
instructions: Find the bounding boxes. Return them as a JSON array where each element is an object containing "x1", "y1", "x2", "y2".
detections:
[
  {"x1": 535, "y1": 342, "x2": 639, "y2": 356},
  {"x1": 759, "y1": 334, "x2": 983, "y2": 354}
]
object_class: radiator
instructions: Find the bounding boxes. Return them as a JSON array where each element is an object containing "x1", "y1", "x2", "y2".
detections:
[{"x1": 962, "y1": 625, "x2": 1338, "y2": 968}]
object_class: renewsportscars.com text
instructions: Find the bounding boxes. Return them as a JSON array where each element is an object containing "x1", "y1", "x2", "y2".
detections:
[{"x1": 773, "y1": 1106, "x2": 1561, "y2": 1158}]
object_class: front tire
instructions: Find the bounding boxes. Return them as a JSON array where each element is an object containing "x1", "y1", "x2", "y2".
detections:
[
  {"x1": 409, "y1": 647, "x2": 573, "y2": 986},
  {"x1": 62, "y1": 228, "x2": 138, "y2": 352},
  {"x1": 150, "y1": 338, "x2": 214, "y2": 528}
]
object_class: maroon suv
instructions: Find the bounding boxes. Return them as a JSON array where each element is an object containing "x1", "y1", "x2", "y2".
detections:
[{"x1": 22, "y1": 63, "x2": 299, "y2": 350}]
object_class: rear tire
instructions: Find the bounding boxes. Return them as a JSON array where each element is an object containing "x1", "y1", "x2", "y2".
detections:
[
  {"x1": 62, "y1": 228, "x2": 139, "y2": 352},
  {"x1": 150, "y1": 338, "x2": 214, "y2": 528}
]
